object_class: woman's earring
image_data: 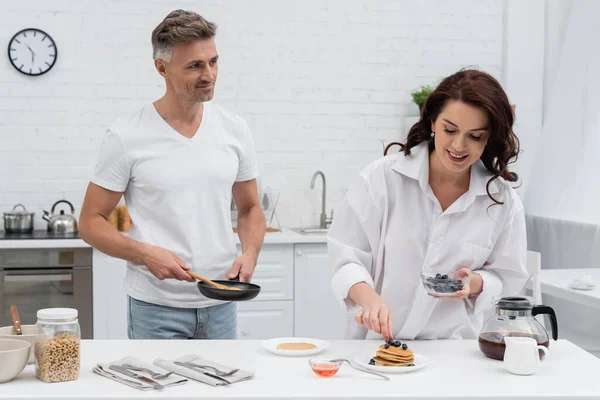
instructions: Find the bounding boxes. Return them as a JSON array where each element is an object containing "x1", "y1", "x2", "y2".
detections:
[{"x1": 430, "y1": 131, "x2": 435, "y2": 138}]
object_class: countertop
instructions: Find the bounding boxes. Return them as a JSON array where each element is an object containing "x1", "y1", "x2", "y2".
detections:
[
  {"x1": 539, "y1": 268, "x2": 600, "y2": 309},
  {"x1": 0, "y1": 229, "x2": 327, "y2": 249},
  {"x1": 2, "y1": 339, "x2": 599, "y2": 399}
]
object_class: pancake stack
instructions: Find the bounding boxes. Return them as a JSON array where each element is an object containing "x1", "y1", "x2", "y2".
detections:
[{"x1": 370, "y1": 340, "x2": 415, "y2": 367}]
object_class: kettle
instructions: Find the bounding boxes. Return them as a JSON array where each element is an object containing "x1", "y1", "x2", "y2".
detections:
[
  {"x1": 43, "y1": 200, "x2": 78, "y2": 234},
  {"x1": 478, "y1": 296, "x2": 558, "y2": 361}
]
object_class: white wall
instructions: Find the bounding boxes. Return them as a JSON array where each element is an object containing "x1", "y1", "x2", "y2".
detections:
[
  {"x1": 543, "y1": 0, "x2": 573, "y2": 118},
  {"x1": 501, "y1": 0, "x2": 545, "y2": 197},
  {"x1": 1, "y1": 0, "x2": 505, "y2": 229}
]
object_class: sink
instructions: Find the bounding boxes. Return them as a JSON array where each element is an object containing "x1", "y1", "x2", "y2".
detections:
[{"x1": 297, "y1": 228, "x2": 329, "y2": 235}]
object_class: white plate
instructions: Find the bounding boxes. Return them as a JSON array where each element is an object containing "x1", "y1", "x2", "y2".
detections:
[
  {"x1": 353, "y1": 353, "x2": 429, "y2": 374},
  {"x1": 571, "y1": 284, "x2": 596, "y2": 290},
  {"x1": 261, "y1": 337, "x2": 329, "y2": 357}
]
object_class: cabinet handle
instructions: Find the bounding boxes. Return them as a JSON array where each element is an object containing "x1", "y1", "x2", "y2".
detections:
[{"x1": 296, "y1": 250, "x2": 304, "y2": 256}]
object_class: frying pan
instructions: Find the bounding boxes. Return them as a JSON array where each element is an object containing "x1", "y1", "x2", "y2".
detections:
[{"x1": 196, "y1": 275, "x2": 261, "y2": 301}]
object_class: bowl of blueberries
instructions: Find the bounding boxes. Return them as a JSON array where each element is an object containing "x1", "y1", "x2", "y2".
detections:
[{"x1": 421, "y1": 272, "x2": 465, "y2": 296}]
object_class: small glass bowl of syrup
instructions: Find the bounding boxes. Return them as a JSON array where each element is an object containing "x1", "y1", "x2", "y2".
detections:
[{"x1": 308, "y1": 358, "x2": 341, "y2": 377}]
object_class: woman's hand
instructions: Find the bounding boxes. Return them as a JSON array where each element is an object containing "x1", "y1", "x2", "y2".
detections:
[
  {"x1": 354, "y1": 296, "x2": 393, "y2": 340},
  {"x1": 431, "y1": 268, "x2": 482, "y2": 300}
]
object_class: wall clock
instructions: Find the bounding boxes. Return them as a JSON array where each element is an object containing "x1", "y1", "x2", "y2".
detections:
[{"x1": 8, "y1": 28, "x2": 57, "y2": 76}]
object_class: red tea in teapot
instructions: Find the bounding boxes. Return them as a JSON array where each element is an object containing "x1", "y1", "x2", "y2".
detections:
[{"x1": 478, "y1": 332, "x2": 549, "y2": 361}]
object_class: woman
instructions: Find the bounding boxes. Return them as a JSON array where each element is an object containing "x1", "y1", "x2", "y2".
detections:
[{"x1": 328, "y1": 69, "x2": 529, "y2": 340}]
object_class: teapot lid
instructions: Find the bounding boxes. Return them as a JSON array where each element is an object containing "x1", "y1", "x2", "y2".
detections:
[{"x1": 495, "y1": 296, "x2": 534, "y2": 311}]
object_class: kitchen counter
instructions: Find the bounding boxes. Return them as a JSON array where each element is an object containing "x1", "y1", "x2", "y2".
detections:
[
  {"x1": 0, "y1": 229, "x2": 326, "y2": 249},
  {"x1": 2, "y1": 339, "x2": 599, "y2": 399},
  {"x1": 539, "y1": 268, "x2": 600, "y2": 309}
]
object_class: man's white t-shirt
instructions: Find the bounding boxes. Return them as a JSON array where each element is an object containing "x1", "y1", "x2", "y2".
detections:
[{"x1": 92, "y1": 102, "x2": 258, "y2": 308}]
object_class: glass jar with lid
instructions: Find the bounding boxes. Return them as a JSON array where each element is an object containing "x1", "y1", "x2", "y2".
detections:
[{"x1": 34, "y1": 308, "x2": 81, "y2": 383}]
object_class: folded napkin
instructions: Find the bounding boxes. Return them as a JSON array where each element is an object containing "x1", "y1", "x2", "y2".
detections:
[
  {"x1": 154, "y1": 354, "x2": 254, "y2": 387},
  {"x1": 94, "y1": 356, "x2": 188, "y2": 391}
]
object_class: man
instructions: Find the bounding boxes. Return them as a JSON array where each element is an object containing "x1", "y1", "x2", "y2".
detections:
[{"x1": 79, "y1": 10, "x2": 266, "y2": 340}]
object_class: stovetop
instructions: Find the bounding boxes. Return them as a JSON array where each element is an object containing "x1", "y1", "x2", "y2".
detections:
[{"x1": 0, "y1": 230, "x2": 81, "y2": 240}]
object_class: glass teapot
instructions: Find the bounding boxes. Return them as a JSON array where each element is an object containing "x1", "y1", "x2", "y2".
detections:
[{"x1": 478, "y1": 296, "x2": 558, "y2": 360}]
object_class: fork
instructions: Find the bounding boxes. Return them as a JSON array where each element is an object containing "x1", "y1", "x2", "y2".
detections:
[
  {"x1": 173, "y1": 361, "x2": 232, "y2": 385},
  {"x1": 120, "y1": 363, "x2": 175, "y2": 380},
  {"x1": 180, "y1": 360, "x2": 239, "y2": 377}
]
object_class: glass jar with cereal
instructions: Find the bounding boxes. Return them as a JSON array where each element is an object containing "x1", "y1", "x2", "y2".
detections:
[{"x1": 34, "y1": 308, "x2": 81, "y2": 383}]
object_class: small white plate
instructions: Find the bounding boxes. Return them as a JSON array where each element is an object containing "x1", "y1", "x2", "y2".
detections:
[
  {"x1": 571, "y1": 284, "x2": 596, "y2": 291},
  {"x1": 261, "y1": 337, "x2": 329, "y2": 357},
  {"x1": 353, "y1": 353, "x2": 430, "y2": 374}
]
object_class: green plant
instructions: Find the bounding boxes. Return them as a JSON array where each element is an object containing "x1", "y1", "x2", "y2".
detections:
[{"x1": 411, "y1": 85, "x2": 433, "y2": 111}]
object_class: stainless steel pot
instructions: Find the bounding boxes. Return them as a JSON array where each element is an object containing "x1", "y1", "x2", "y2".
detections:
[{"x1": 3, "y1": 204, "x2": 34, "y2": 233}]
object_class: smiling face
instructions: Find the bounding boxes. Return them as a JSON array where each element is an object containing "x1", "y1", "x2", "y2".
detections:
[
  {"x1": 155, "y1": 38, "x2": 218, "y2": 103},
  {"x1": 431, "y1": 100, "x2": 490, "y2": 174}
]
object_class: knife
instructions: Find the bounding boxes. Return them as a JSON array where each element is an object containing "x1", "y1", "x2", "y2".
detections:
[
  {"x1": 174, "y1": 361, "x2": 231, "y2": 385},
  {"x1": 109, "y1": 365, "x2": 165, "y2": 390}
]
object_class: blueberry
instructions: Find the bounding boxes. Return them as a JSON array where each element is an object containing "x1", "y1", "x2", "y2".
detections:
[
  {"x1": 384, "y1": 343, "x2": 390, "y2": 349},
  {"x1": 436, "y1": 274, "x2": 442, "y2": 279},
  {"x1": 441, "y1": 274, "x2": 448, "y2": 279},
  {"x1": 402, "y1": 343, "x2": 408, "y2": 350},
  {"x1": 388, "y1": 339, "x2": 395, "y2": 345},
  {"x1": 407, "y1": 363, "x2": 415, "y2": 367},
  {"x1": 369, "y1": 358, "x2": 375, "y2": 365}
]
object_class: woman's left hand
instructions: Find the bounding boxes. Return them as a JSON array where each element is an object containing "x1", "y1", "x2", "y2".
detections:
[{"x1": 430, "y1": 268, "x2": 481, "y2": 300}]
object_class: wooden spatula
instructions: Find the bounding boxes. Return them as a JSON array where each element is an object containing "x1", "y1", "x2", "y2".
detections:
[
  {"x1": 10, "y1": 305, "x2": 22, "y2": 335},
  {"x1": 186, "y1": 271, "x2": 241, "y2": 291}
]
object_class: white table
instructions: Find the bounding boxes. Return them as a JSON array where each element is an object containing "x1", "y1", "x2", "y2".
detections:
[
  {"x1": 2, "y1": 339, "x2": 600, "y2": 399},
  {"x1": 539, "y1": 268, "x2": 600, "y2": 309}
]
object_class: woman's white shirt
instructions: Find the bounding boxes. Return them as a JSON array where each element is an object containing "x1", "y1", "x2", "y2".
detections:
[{"x1": 328, "y1": 143, "x2": 529, "y2": 340}]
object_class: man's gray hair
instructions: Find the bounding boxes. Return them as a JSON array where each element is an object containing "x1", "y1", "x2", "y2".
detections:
[{"x1": 151, "y1": 10, "x2": 217, "y2": 62}]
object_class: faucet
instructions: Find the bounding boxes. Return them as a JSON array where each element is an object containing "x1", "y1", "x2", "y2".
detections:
[{"x1": 310, "y1": 170, "x2": 333, "y2": 229}]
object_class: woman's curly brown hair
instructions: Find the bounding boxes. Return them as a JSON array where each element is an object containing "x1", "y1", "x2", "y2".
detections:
[{"x1": 385, "y1": 69, "x2": 520, "y2": 205}]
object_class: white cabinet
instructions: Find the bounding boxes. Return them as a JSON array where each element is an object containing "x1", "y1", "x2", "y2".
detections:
[
  {"x1": 239, "y1": 244, "x2": 293, "y2": 301},
  {"x1": 294, "y1": 243, "x2": 347, "y2": 339},
  {"x1": 235, "y1": 243, "x2": 294, "y2": 339},
  {"x1": 92, "y1": 251, "x2": 128, "y2": 339},
  {"x1": 237, "y1": 300, "x2": 294, "y2": 339}
]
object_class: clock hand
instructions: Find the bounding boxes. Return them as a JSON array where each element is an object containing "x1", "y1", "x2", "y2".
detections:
[{"x1": 25, "y1": 45, "x2": 36, "y2": 63}]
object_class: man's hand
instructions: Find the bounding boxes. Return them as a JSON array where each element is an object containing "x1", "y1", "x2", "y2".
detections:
[
  {"x1": 141, "y1": 245, "x2": 195, "y2": 282},
  {"x1": 226, "y1": 250, "x2": 258, "y2": 282}
]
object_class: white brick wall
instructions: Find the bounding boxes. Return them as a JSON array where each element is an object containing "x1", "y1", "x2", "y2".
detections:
[{"x1": 0, "y1": 0, "x2": 504, "y2": 229}]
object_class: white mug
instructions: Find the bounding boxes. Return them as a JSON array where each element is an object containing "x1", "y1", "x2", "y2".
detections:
[{"x1": 504, "y1": 336, "x2": 549, "y2": 375}]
